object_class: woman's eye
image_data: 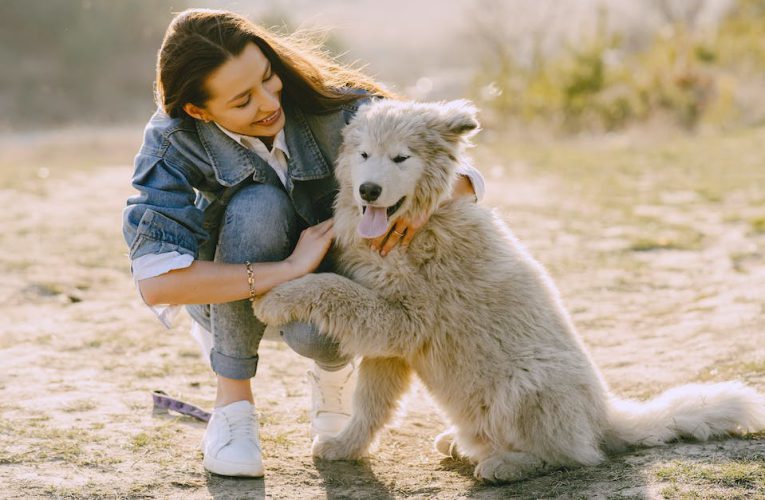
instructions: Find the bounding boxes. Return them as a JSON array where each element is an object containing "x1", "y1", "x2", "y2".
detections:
[
  {"x1": 360, "y1": 152, "x2": 368, "y2": 159},
  {"x1": 392, "y1": 155, "x2": 410, "y2": 163},
  {"x1": 235, "y1": 97, "x2": 250, "y2": 109}
]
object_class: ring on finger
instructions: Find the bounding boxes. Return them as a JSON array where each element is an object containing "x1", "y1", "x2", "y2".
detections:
[{"x1": 392, "y1": 229, "x2": 405, "y2": 237}]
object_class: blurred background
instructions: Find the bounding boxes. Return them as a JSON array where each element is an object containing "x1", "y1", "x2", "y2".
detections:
[{"x1": 3, "y1": 0, "x2": 765, "y2": 133}]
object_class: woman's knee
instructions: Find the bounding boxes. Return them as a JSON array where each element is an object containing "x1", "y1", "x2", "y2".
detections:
[
  {"x1": 280, "y1": 321, "x2": 349, "y2": 367},
  {"x1": 216, "y1": 183, "x2": 301, "y2": 262}
]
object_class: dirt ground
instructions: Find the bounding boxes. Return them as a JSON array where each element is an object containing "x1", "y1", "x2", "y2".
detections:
[{"x1": 1, "y1": 126, "x2": 764, "y2": 499}]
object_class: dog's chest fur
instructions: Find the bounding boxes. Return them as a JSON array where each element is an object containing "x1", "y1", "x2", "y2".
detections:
[
  {"x1": 333, "y1": 200, "x2": 523, "y2": 339},
  {"x1": 334, "y1": 244, "x2": 420, "y2": 300}
]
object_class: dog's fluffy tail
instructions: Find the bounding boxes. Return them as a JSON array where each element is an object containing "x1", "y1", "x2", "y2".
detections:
[{"x1": 603, "y1": 381, "x2": 765, "y2": 452}]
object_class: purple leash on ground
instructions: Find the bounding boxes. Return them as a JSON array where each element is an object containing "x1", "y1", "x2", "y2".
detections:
[{"x1": 152, "y1": 390, "x2": 211, "y2": 422}]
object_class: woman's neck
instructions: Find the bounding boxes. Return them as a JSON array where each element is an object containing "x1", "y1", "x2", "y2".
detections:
[{"x1": 259, "y1": 135, "x2": 274, "y2": 150}]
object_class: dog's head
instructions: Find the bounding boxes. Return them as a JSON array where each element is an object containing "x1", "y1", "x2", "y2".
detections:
[{"x1": 335, "y1": 99, "x2": 480, "y2": 240}]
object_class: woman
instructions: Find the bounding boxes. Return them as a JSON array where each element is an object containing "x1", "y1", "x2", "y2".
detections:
[{"x1": 122, "y1": 8, "x2": 485, "y2": 478}]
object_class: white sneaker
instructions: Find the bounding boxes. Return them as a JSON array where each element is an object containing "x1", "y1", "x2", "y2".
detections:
[
  {"x1": 201, "y1": 400, "x2": 264, "y2": 477},
  {"x1": 308, "y1": 361, "x2": 356, "y2": 437}
]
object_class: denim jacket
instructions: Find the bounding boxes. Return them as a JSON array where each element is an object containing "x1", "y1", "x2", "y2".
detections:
[{"x1": 122, "y1": 95, "x2": 367, "y2": 266}]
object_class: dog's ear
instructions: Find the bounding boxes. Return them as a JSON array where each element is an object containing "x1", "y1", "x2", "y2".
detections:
[{"x1": 439, "y1": 99, "x2": 480, "y2": 141}]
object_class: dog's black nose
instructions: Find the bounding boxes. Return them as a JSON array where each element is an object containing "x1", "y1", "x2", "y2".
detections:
[{"x1": 359, "y1": 182, "x2": 382, "y2": 202}]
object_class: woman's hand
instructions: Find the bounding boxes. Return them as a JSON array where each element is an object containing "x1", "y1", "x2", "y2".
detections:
[
  {"x1": 285, "y1": 218, "x2": 335, "y2": 276},
  {"x1": 370, "y1": 213, "x2": 428, "y2": 256},
  {"x1": 370, "y1": 175, "x2": 476, "y2": 256}
]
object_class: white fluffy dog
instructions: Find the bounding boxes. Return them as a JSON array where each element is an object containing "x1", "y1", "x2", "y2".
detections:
[{"x1": 252, "y1": 99, "x2": 765, "y2": 483}]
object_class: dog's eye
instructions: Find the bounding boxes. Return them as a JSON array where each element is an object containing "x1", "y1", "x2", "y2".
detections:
[
  {"x1": 360, "y1": 152, "x2": 368, "y2": 160},
  {"x1": 392, "y1": 155, "x2": 410, "y2": 164}
]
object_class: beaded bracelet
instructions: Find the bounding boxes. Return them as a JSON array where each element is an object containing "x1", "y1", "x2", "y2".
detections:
[{"x1": 244, "y1": 261, "x2": 256, "y2": 302}]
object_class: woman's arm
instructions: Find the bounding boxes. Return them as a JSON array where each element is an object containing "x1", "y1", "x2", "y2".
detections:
[{"x1": 139, "y1": 218, "x2": 334, "y2": 306}]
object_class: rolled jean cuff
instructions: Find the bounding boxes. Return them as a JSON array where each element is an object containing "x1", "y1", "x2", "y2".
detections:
[{"x1": 210, "y1": 349, "x2": 259, "y2": 380}]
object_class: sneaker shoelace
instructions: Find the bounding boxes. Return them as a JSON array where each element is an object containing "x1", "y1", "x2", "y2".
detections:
[
  {"x1": 226, "y1": 411, "x2": 260, "y2": 447},
  {"x1": 309, "y1": 369, "x2": 352, "y2": 416}
]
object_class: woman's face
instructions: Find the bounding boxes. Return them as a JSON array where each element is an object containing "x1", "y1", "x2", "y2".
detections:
[{"x1": 185, "y1": 42, "x2": 286, "y2": 138}]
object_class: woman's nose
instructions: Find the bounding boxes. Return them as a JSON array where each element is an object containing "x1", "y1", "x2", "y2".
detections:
[{"x1": 254, "y1": 91, "x2": 280, "y2": 112}]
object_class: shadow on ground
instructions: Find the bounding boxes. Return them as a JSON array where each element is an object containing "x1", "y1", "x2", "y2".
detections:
[
  {"x1": 207, "y1": 474, "x2": 267, "y2": 499},
  {"x1": 314, "y1": 457, "x2": 397, "y2": 499}
]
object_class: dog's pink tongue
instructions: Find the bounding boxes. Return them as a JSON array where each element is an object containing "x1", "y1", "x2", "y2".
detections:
[{"x1": 358, "y1": 206, "x2": 389, "y2": 239}]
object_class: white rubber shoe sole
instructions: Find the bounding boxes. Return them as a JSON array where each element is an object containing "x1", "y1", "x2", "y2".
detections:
[{"x1": 202, "y1": 453, "x2": 264, "y2": 478}]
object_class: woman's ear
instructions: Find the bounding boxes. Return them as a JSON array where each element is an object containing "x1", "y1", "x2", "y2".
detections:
[{"x1": 183, "y1": 102, "x2": 213, "y2": 122}]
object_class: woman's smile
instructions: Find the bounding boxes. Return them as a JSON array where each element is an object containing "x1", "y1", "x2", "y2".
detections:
[{"x1": 254, "y1": 108, "x2": 281, "y2": 126}]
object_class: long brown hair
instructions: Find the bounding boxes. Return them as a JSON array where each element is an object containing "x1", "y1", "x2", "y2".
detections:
[{"x1": 156, "y1": 8, "x2": 395, "y2": 118}]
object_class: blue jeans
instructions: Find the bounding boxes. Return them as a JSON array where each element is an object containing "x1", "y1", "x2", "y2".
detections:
[{"x1": 186, "y1": 183, "x2": 349, "y2": 380}]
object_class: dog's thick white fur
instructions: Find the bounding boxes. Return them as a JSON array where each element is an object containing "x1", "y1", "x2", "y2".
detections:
[{"x1": 252, "y1": 99, "x2": 765, "y2": 483}]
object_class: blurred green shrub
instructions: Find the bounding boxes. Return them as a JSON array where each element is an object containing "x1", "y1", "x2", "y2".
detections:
[{"x1": 473, "y1": 0, "x2": 765, "y2": 132}]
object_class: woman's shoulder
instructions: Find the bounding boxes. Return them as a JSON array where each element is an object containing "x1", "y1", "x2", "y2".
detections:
[
  {"x1": 132, "y1": 109, "x2": 216, "y2": 187},
  {"x1": 139, "y1": 108, "x2": 201, "y2": 159}
]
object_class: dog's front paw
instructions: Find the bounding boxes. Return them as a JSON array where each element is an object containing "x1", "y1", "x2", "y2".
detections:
[
  {"x1": 311, "y1": 434, "x2": 367, "y2": 461},
  {"x1": 251, "y1": 284, "x2": 306, "y2": 325},
  {"x1": 252, "y1": 273, "x2": 345, "y2": 325}
]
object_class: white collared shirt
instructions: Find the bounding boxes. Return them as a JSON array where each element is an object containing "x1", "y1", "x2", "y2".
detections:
[{"x1": 215, "y1": 122, "x2": 291, "y2": 188}]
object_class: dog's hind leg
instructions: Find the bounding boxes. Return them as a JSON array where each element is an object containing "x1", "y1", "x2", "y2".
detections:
[
  {"x1": 312, "y1": 356, "x2": 412, "y2": 460},
  {"x1": 434, "y1": 426, "x2": 487, "y2": 460},
  {"x1": 474, "y1": 450, "x2": 551, "y2": 483}
]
